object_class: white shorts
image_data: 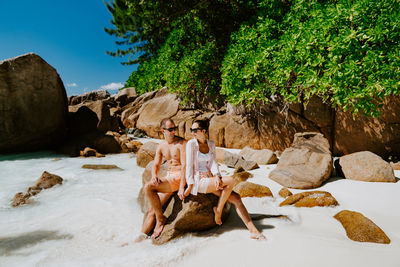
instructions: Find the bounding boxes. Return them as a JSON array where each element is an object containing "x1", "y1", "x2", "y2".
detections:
[{"x1": 197, "y1": 171, "x2": 219, "y2": 193}]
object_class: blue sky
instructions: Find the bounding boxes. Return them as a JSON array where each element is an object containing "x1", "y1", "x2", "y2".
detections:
[{"x1": 0, "y1": 0, "x2": 137, "y2": 96}]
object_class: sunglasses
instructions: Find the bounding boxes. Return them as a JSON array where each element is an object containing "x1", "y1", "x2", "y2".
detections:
[
  {"x1": 190, "y1": 128, "x2": 203, "y2": 133},
  {"x1": 163, "y1": 127, "x2": 177, "y2": 132}
]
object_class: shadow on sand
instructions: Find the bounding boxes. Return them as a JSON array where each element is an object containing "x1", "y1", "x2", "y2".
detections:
[
  {"x1": 193, "y1": 206, "x2": 290, "y2": 238},
  {"x1": 0, "y1": 230, "x2": 73, "y2": 256}
]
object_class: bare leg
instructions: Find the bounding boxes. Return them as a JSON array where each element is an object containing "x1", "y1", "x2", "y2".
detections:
[
  {"x1": 144, "y1": 181, "x2": 173, "y2": 238},
  {"x1": 213, "y1": 191, "x2": 265, "y2": 239},
  {"x1": 135, "y1": 192, "x2": 171, "y2": 242},
  {"x1": 208, "y1": 176, "x2": 234, "y2": 225}
]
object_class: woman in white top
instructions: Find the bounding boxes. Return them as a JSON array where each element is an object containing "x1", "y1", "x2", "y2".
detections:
[{"x1": 185, "y1": 120, "x2": 265, "y2": 239}]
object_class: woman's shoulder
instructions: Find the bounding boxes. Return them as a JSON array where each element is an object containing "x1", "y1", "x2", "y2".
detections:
[
  {"x1": 207, "y1": 140, "x2": 215, "y2": 146},
  {"x1": 187, "y1": 139, "x2": 197, "y2": 146}
]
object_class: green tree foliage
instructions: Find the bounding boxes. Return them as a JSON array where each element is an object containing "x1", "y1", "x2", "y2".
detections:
[
  {"x1": 107, "y1": 0, "x2": 400, "y2": 116},
  {"x1": 222, "y1": 0, "x2": 400, "y2": 116}
]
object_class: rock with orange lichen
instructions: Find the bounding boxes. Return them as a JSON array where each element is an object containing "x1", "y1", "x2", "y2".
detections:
[
  {"x1": 233, "y1": 182, "x2": 273, "y2": 198},
  {"x1": 125, "y1": 140, "x2": 143, "y2": 153},
  {"x1": 334, "y1": 210, "x2": 390, "y2": 244},
  {"x1": 278, "y1": 188, "x2": 293, "y2": 198},
  {"x1": 280, "y1": 191, "x2": 338, "y2": 207},
  {"x1": 232, "y1": 166, "x2": 253, "y2": 186},
  {"x1": 80, "y1": 147, "x2": 105, "y2": 157}
]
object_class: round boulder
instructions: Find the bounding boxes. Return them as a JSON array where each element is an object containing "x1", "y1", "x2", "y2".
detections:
[
  {"x1": 339, "y1": 151, "x2": 396, "y2": 182},
  {"x1": 0, "y1": 53, "x2": 68, "y2": 153}
]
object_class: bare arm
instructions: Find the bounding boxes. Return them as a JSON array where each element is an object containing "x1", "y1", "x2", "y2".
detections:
[
  {"x1": 178, "y1": 141, "x2": 187, "y2": 200},
  {"x1": 151, "y1": 144, "x2": 163, "y2": 185}
]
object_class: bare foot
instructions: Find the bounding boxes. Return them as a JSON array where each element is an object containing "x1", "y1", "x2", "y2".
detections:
[
  {"x1": 250, "y1": 232, "x2": 266, "y2": 240},
  {"x1": 152, "y1": 215, "x2": 167, "y2": 238},
  {"x1": 213, "y1": 207, "x2": 222, "y2": 225},
  {"x1": 134, "y1": 233, "x2": 149, "y2": 243}
]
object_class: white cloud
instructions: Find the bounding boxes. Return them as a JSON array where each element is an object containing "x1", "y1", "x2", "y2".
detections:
[
  {"x1": 99, "y1": 82, "x2": 124, "y2": 91},
  {"x1": 66, "y1": 83, "x2": 77, "y2": 87}
]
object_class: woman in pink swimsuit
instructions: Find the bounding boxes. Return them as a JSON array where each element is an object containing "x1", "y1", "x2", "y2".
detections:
[{"x1": 185, "y1": 120, "x2": 265, "y2": 239}]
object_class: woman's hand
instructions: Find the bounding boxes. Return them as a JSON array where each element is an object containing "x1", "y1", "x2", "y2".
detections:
[
  {"x1": 184, "y1": 185, "x2": 193, "y2": 197},
  {"x1": 178, "y1": 187, "x2": 185, "y2": 200},
  {"x1": 150, "y1": 176, "x2": 161, "y2": 186},
  {"x1": 215, "y1": 175, "x2": 224, "y2": 190}
]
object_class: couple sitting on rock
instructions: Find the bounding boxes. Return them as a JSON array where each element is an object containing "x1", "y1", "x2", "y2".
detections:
[{"x1": 136, "y1": 118, "x2": 265, "y2": 242}]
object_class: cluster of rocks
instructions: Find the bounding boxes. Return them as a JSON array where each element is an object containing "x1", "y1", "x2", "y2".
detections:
[
  {"x1": 276, "y1": 188, "x2": 390, "y2": 244},
  {"x1": 12, "y1": 171, "x2": 63, "y2": 207},
  {"x1": 2, "y1": 53, "x2": 400, "y2": 164},
  {"x1": 269, "y1": 132, "x2": 396, "y2": 190}
]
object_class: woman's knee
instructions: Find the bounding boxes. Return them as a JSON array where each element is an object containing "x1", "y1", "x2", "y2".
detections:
[
  {"x1": 224, "y1": 176, "x2": 234, "y2": 187},
  {"x1": 144, "y1": 181, "x2": 154, "y2": 193},
  {"x1": 229, "y1": 192, "x2": 243, "y2": 206}
]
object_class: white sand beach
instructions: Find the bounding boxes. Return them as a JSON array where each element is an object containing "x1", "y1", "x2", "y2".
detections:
[{"x1": 1, "y1": 139, "x2": 399, "y2": 267}]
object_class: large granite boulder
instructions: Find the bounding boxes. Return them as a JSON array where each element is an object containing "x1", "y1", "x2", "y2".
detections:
[
  {"x1": 114, "y1": 87, "x2": 137, "y2": 107},
  {"x1": 137, "y1": 160, "x2": 168, "y2": 213},
  {"x1": 69, "y1": 99, "x2": 119, "y2": 133},
  {"x1": 209, "y1": 112, "x2": 264, "y2": 149},
  {"x1": 67, "y1": 105, "x2": 99, "y2": 137},
  {"x1": 333, "y1": 95, "x2": 400, "y2": 157},
  {"x1": 121, "y1": 90, "x2": 159, "y2": 129},
  {"x1": 136, "y1": 93, "x2": 180, "y2": 138},
  {"x1": 119, "y1": 89, "x2": 400, "y2": 159},
  {"x1": 137, "y1": 141, "x2": 159, "y2": 168},
  {"x1": 57, "y1": 131, "x2": 122, "y2": 156},
  {"x1": 339, "y1": 151, "x2": 396, "y2": 182},
  {"x1": 219, "y1": 150, "x2": 259, "y2": 170},
  {"x1": 153, "y1": 194, "x2": 231, "y2": 245},
  {"x1": 68, "y1": 90, "x2": 110, "y2": 105},
  {"x1": 239, "y1": 146, "x2": 278, "y2": 165},
  {"x1": 334, "y1": 210, "x2": 390, "y2": 244},
  {"x1": 390, "y1": 162, "x2": 400, "y2": 170},
  {"x1": 269, "y1": 132, "x2": 333, "y2": 189},
  {"x1": 0, "y1": 53, "x2": 68, "y2": 153}
]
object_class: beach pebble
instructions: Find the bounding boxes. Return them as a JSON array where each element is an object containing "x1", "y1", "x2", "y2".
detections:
[{"x1": 278, "y1": 187, "x2": 293, "y2": 198}]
